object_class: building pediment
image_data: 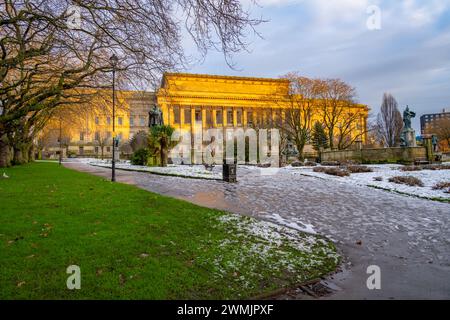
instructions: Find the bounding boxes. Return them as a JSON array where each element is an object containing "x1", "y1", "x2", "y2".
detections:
[{"x1": 159, "y1": 73, "x2": 290, "y2": 98}]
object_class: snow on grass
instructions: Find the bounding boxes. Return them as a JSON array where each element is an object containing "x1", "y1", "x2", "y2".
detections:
[
  {"x1": 263, "y1": 212, "x2": 317, "y2": 234},
  {"x1": 87, "y1": 159, "x2": 222, "y2": 180},
  {"x1": 286, "y1": 164, "x2": 450, "y2": 201},
  {"x1": 195, "y1": 213, "x2": 339, "y2": 291}
]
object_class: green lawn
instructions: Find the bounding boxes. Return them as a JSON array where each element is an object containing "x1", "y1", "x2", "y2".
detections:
[{"x1": 0, "y1": 162, "x2": 339, "y2": 299}]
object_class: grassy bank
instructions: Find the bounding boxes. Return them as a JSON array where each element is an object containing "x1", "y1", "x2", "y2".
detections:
[{"x1": 0, "y1": 162, "x2": 339, "y2": 299}]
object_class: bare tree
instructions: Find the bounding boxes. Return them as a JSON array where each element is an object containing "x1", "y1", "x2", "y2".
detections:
[
  {"x1": 375, "y1": 93, "x2": 403, "y2": 147},
  {"x1": 0, "y1": 0, "x2": 263, "y2": 167},
  {"x1": 335, "y1": 108, "x2": 369, "y2": 150},
  {"x1": 130, "y1": 130, "x2": 150, "y2": 152},
  {"x1": 278, "y1": 73, "x2": 318, "y2": 160},
  {"x1": 316, "y1": 78, "x2": 365, "y2": 150},
  {"x1": 95, "y1": 131, "x2": 112, "y2": 160}
]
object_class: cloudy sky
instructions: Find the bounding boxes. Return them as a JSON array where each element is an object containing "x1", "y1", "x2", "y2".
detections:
[{"x1": 182, "y1": 0, "x2": 450, "y2": 131}]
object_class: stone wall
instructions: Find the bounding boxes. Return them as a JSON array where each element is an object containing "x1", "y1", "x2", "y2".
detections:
[{"x1": 321, "y1": 147, "x2": 427, "y2": 164}]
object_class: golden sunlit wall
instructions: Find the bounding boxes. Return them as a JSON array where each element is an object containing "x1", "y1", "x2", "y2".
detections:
[
  {"x1": 41, "y1": 90, "x2": 155, "y2": 157},
  {"x1": 157, "y1": 73, "x2": 369, "y2": 144}
]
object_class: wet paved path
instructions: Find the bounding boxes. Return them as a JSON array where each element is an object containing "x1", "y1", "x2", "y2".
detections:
[{"x1": 65, "y1": 162, "x2": 450, "y2": 299}]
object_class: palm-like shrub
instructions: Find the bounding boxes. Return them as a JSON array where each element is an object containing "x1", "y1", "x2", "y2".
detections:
[{"x1": 149, "y1": 125, "x2": 176, "y2": 167}]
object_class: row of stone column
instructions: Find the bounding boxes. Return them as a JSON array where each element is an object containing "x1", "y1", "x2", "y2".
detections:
[{"x1": 165, "y1": 105, "x2": 286, "y2": 128}]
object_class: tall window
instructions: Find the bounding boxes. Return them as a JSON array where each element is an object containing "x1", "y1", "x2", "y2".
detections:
[
  {"x1": 130, "y1": 116, "x2": 134, "y2": 126},
  {"x1": 195, "y1": 109, "x2": 202, "y2": 122},
  {"x1": 173, "y1": 106, "x2": 180, "y2": 124},
  {"x1": 247, "y1": 111, "x2": 253, "y2": 125},
  {"x1": 106, "y1": 116, "x2": 111, "y2": 125},
  {"x1": 118, "y1": 117, "x2": 123, "y2": 125},
  {"x1": 95, "y1": 131, "x2": 100, "y2": 141},
  {"x1": 184, "y1": 108, "x2": 191, "y2": 124},
  {"x1": 236, "y1": 109, "x2": 242, "y2": 125},
  {"x1": 79, "y1": 146, "x2": 84, "y2": 155},
  {"x1": 227, "y1": 109, "x2": 233, "y2": 126},
  {"x1": 95, "y1": 116, "x2": 99, "y2": 125},
  {"x1": 107, "y1": 131, "x2": 112, "y2": 139},
  {"x1": 206, "y1": 109, "x2": 212, "y2": 126},
  {"x1": 139, "y1": 116, "x2": 146, "y2": 126},
  {"x1": 216, "y1": 110, "x2": 223, "y2": 125},
  {"x1": 80, "y1": 132, "x2": 84, "y2": 141},
  {"x1": 257, "y1": 111, "x2": 264, "y2": 126}
]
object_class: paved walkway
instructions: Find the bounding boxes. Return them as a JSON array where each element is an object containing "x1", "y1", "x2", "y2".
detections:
[{"x1": 64, "y1": 162, "x2": 450, "y2": 299}]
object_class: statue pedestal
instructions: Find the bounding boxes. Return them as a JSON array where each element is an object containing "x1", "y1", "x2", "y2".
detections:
[{"x1": 402, "y1": 128, "x2": 416, "y2": 147}]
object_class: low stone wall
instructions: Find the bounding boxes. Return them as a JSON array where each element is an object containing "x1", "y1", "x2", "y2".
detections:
[{"x1": 321, "y1": 147, "x2": 427, "y2": 164}]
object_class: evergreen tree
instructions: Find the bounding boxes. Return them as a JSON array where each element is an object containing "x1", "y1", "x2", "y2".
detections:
[
  {"x1": 149, "y1": 125, "x2": 176, "y2": 167},
  {"x1": 312, "y1": 122, "x2": 328, "y2": 152}
]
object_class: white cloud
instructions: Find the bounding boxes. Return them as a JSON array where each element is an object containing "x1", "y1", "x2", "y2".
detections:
[
  {"x1": 401, "y1": 0, "x2": 448, "y2": 27},
  {"x1": 186, "y1": 0, "x2": 450, "y2": 130}
]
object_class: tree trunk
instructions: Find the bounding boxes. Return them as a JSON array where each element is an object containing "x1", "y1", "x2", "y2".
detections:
[
  {"x1": 13, "y1": 147, "x2": 25, "y2": 165},
  {"x1": 21, "y1": 144, "x2": 30, "y2": 163},
  {"x1": 328, "y1": 130, "x2": 334, "y2": 150},
  {"x1": 37, "y1": 148, "x2": 43, "y2": 160},
  {"x1": 295, "y1": 140, "x2": 306, "y2": 161},
  {"x1": 160, "y1": 138, "x2": 168, "y2": 167},
  {"x1": 0, "y1": 135, "x2": 10, "y2": 168},
  {"x1": 28, "y1": 144, "x2": 35, "y2": 162}
]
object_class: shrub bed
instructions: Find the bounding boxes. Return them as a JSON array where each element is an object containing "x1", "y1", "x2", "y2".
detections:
[
  {"x1": 345, "y1": 165, "x2": 373, "y2": 173},
  {"x1": 313, "y1": 166, "x2": 350, "y2": 177},
  {"x1": 321, "y1": 161, "x2": 340, "y2": 166},
  {"x1": 131, "y1": 148, "x2": 150, "y2": 165},
  {"x1": 388, "y1": 176, "x2": 424, "y2": 187},
  {"x1": 422, "y1": 164, "x2": 450, "y2": 170},
  {"x1": 433, "y1": 182, "x2": 450, "y2": 193},
  {"x1": 400, "y1": 166, "x2": 422, "y2": 172}
]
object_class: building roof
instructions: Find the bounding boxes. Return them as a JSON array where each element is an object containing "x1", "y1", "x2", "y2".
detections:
[{"x1": 161, "y1": 72, "x2": 289, "y2": 86}]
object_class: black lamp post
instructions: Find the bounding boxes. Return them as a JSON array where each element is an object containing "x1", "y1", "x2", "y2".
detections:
[
  {"x1": 110, "y1": 54, "x2": 118, "y2": 182},
  {"x1": 59, "y1": 116, "x2": 62, "y2": 165}
]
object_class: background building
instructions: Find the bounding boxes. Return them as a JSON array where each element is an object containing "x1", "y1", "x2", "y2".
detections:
[
  {"x1": 157, "y1": 73, "x2": 369, "y2": 156},
  {"x1": 40, "y1": 72, "x2": 370, "y2": 160},
  {"x1": 420, "y1": 108, "x2": 450, "y2": 134},
  {"x1": 40, "y1": 91, "x2": 155, "y2": 159}
]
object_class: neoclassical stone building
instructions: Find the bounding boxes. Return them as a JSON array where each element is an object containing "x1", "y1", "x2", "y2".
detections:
[
  {"x1": 41, "y1": 72, "x2": 369, "y2": 159},
  {"x1": 157, "y1": 73, "x2": 369, "y2": 153},
  {"x1": 41, "y1": 90, "x2": 155, "y2": 159}
]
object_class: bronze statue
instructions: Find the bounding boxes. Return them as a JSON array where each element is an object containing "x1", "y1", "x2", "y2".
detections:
[
  {"x1": 403, "y1": 105, "x2": 416, "y2": 130},
  {"x1": 149, "y1": 105, "x2": 163, "y2": 127},
  {"x1": 400, "y1": 106, "x2": 416, "y2": 147}
]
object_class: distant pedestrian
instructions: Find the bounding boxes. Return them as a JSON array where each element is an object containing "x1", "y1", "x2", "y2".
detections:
[{"x1": 432, "y1": 135, "x2": 438, "y2": 152}]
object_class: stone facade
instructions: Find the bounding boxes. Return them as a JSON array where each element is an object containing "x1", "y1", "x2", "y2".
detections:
[
  {"x1": 41, "y1": 90, "x2": 155, "y2": 159},
  {"x1": 157, "y1": 73, "x2": 369, "y2": 147},
  {"x1": 41, "y1": 72, "x2": 370, "y2": 159},
  {"x1": 321, "y1": 147, "x2": 428, "y2": 164}
]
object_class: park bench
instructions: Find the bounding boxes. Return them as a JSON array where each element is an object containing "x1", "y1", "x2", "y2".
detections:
[{"x1": 414, "y1": 158, "x2": 429, "y2": 165}]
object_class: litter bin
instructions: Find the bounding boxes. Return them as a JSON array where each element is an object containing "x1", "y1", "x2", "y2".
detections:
[{"x1": 223, "y1": 163, "x2": 237, "y2": 183}]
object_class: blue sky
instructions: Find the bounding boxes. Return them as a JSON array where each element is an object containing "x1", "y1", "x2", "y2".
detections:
[{"x1": 182, "y1": 0, "x2": 450, "y2": 131}]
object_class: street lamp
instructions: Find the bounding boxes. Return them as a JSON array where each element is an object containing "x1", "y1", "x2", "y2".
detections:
[
  {"x1": 59, "y1": 116, "x2": 62, "y2": 165},
  {"x1": 110, "y1": 54, "x2": 118, "y2": 182}
]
